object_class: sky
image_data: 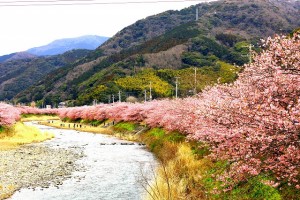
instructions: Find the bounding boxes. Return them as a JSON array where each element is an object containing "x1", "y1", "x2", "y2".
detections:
[{"x1": 0, "y1": 0, "x2": 214, "y2": 56}]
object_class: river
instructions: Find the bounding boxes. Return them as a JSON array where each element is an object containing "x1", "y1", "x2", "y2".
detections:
[{"x1": 9, "y1": 122, "x2": 156, "y2": 200}]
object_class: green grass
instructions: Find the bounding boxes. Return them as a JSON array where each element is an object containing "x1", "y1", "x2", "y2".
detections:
[
  {"x1": 199, "y1": 162, "x2": 283, "y2": 200},
  {"x1": 227, "y1": 176, "x2": 282, "y2": 200},
  {"x1": 165, "y1": 131, "x2": 185, "y2": 142},
  {"x1": 0, "y1": 126, "x2": 4, "y2": 133},
  {"x1": 114, "y1": 122, "x2": 137, "y2": 131},
  {"x1": 146, "y1": 128, "x2": 185, "y2": 152},
  {"x1": 81, "y1": 119, "x2": 103, "y2": 126},
  {"x1": 149, "y1": 127, "x2": 165, "y2": 138}
]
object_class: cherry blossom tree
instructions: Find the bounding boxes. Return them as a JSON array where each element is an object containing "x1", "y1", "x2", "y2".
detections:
[
  {"x1": 0, "y1": 103, "x2": 21, "y2": 126},
  {"x1": 189, "y1": 33, "x2": 300, "y2": 187}
]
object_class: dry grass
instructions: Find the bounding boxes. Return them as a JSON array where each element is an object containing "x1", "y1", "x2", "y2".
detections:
[
  {"x1": 34, "y1": 118, "x2": 142, "y2": 143},
  {"x1": 40, "y1": 120, "x2": 114, "y2": 135},
  {"x1": 0, "y1": 184, "x2": 15, "y2": 200},
  {"x1": 21, "y1": 115, "x2": 60, "y2": 122},
  {"x1": 144, "y1": 144, "x2": 212, "y2": 200},
  {"x1": 0, "y1": 122, "x2": 54, "y2": 151},
  {"x1": 113, "y1": 132, "x2": 138, "y2": 141},
  {"x1": 24, "y1": 118, "x2": 140, "y2": 142}
]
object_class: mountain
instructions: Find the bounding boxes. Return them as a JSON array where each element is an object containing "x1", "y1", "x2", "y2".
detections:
[
  {"x1": 100, "y1": 0, "x2": 300, "y2": 55},
  {"x1": 12, "y1": 0, "x2": 300, "y2": 106},
  {"x1": 0, "y1": 35, "x2": 109, "y2": 100},
  {"x1": 0, "y1": 49, "x2": 91, "y2": 101},
  {"x1": 0, "y1": 52, "x2": 36, "y2": 63},
  {"x1": 27, "y1": 35, "x2": 109, "y2": 56}
]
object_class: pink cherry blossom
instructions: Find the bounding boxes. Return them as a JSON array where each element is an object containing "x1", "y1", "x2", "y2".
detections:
[{"x1": 0, "y1": 103, "x2": 21, "y2": 126}]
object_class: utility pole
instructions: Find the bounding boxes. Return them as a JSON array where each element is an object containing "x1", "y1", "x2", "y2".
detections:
[
  {"x1": 175, "y1": 77, "x2": 180, "y2": 99},
  {"x1": 118, "y1": 91, "x2": 121, "y2": 103},
  {"x1": 242, "y1": 44, "x2": 254, "y2": 64},
  {"x1": 144, "y1": 89, "x2": 147, "y2": 102},
  {"x1": 248, "y1": 44, "x2": 254, "y2": 64},
  {"x1": 93, "y1": 99, "x2": 97, "y2": 106},
  {"x1": 194, "y1": 67, "x2": 197, "y2": 95},
  {"x1": 149, "y1": 81, "x2": 152, "y2": 101}
]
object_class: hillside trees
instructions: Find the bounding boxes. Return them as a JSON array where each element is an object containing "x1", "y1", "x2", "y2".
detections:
[
  {"x1": 115, "y1": 69, "x2": 173, "y2": 98},
  {"x1": 183, "y1": 35, "x2": 253, "y2": 67}
]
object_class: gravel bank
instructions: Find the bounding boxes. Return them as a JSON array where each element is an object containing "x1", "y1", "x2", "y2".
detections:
[{"x1": 0, "y1": 145, "x2": 85, "y2": 199}]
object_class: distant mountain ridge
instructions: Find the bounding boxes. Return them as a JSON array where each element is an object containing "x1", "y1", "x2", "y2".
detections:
[
  {"x1": 0, "y1": 52, "x2": 36, "y2": 63},
  {"x1": 27, "y1": 35, "x2": 109, "y2": 56},
  {"x1": 0, "y1": 49, "x2": 92, "y2": 100}
]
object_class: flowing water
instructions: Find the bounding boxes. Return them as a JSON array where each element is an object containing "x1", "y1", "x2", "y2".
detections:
[{"x1": 9, "y1": 122, "x2": 156, "y2": 200}]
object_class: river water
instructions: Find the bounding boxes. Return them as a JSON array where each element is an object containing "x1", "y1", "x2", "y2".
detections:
[{"x1": 9, "y1": 122, "x2": 156, "y2": 200}]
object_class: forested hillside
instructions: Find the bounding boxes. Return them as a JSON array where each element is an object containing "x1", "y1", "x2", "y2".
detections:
[
  {"x1": 0, "y1": 52, "x2": 36, "y2": 63},
  {"x1": 0, "y1": 49, "x2": 91, "y2": 101},
  {"x1": 13, "y1": 0, "x2": 300, "y2": 106}
]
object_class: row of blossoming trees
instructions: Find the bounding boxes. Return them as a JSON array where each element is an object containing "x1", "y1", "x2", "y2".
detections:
[
  {"x1": 57, "y1": 33, "x2": 300, "y2": 188},
  {"x1": 0, "y1": 33, "x2": 299, "y2": 188},
  {"x1": 0, "y1": 104, "x2": 56, "y2": 127}
]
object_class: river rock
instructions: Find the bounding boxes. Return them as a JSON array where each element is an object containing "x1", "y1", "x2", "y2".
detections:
[{"x1": 0, "y1": 145, "x2": 85, "y2": 199}]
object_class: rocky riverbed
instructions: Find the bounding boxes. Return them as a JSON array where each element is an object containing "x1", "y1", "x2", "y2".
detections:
[
  {"x1": 0, "y1": 145, "x2": 84, "y2": 199},
  {"x1": 1, "y1": 122, "x2": 156, "y2": 200}
]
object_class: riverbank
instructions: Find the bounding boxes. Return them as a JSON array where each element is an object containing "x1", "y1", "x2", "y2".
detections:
[
  {"x1": 0, "y1": 122, "x2": 54, "y2": 151},
  {"x1": 0, "y1": 119, "x2": 84, "y2": 199},
  {"x1": 38, "y1": 120, "x2": 138, "y2": 142},
  {"x1": 5, "y1": 121, "x2": 155, "y2": 200},
  {"x1": 3, "y1": 116, "x2": 297, "y2": 199},
  {"x1": 39, "y1": 120, "x2": 209, "y2": 199},
  {"x1": 41, "y1": 119, "x2": 298, "y2": 199},
  {"x1": 0, "y1": 143, "x2": 84, "y2": 200}
]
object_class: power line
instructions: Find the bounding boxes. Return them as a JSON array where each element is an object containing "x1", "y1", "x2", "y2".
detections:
[
  {"x1": 0, "y1": 0, "x2": 206, "y2": 7},
  {"x1": 0, "y1": 0, "x2": 103, "y2": 3}
]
